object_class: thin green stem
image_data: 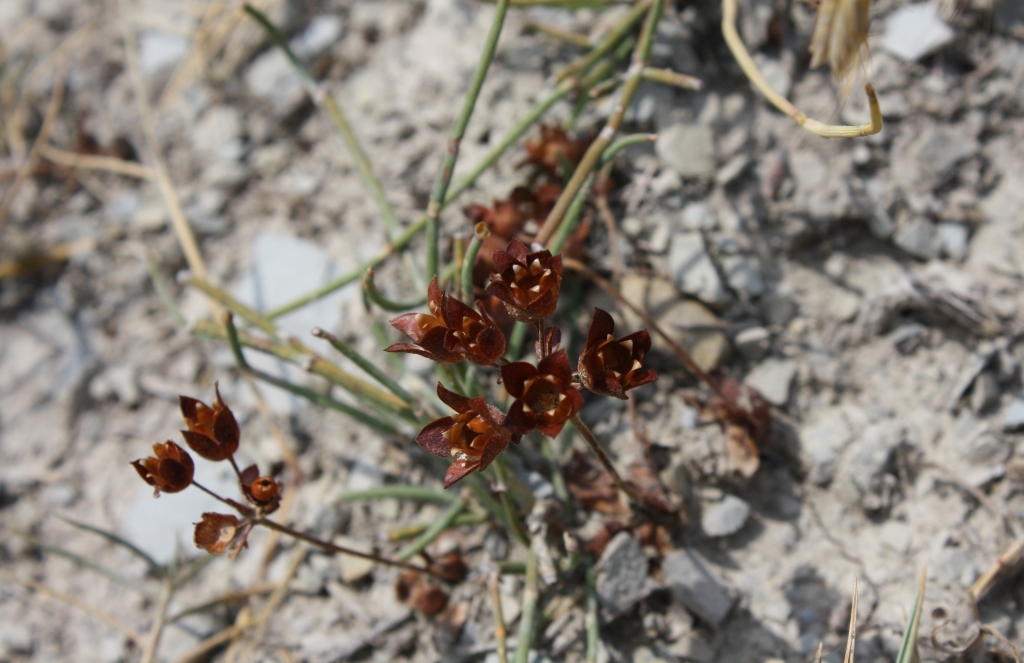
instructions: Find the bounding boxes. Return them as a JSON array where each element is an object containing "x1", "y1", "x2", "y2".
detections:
[
  {"x1": 512, "y1": 546, "x2": 540, "y2": 663},
  {"x1": 494, "y1": 460, "x2": 530, "y2": 547},
  {"x1": 397, "y1": 499, "x2": 465, "y2": 561},
  {"x1": 195, "y1": 318, "x2": 416, "y2": 421},
  {"x1": 555, "y1": 0, "x2": 649, "y2": 83},
  {"x1": 490, "y1": 573, "x2": 510, "y2": 663},
  {"x1": 243, "y1": 5, "x2": 410, "y2": 276},
  {"x1": 339, "y1": 486, "x2": 459, "y2": 504},
  {"x1": 312, "y1": 327, "x2": 416, "y2": 405},
  {"x1": 550, "y1": 174, "x2": 592, "y2": 256},
  {"x1": 461, "y1": 223, "x2": 489, "y2": 302},
  {"x1": 265, "y1": 80, "x2": 574, "y2": 320},
  {"x1": 362, "y1": 267, "x2": 426, "y2": 312},
  {"x1": 189, "y1": 277, "x2": 278, "y2": 337},
  {"x1": 507, "y1": 321, "x2": 529, "y2": 362},
  {"x1": 388, "y1": 512, "x2": 487, "y2": 541},
  {"x1": 536, "y1": 0, "x2": 666, "y2": 246},
  {"x1": 426, "y1": 0, "x2": 510, "y2": 282}
]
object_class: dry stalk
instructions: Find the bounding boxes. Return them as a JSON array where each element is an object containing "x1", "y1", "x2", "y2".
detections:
[{"x1": 721, "y1": 0, "x2": 882, "y2": 138}]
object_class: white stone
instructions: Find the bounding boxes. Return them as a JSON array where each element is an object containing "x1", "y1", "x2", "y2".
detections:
[{"x1": 881, "y1": 4, "x2": 954, "y2": 63}]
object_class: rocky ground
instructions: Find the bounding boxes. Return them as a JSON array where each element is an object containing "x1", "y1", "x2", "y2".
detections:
[{"x1": 1, "y1": 0, "x2": 1023, "y2": 661}]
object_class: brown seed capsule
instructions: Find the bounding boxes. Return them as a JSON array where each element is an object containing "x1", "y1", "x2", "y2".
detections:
[
  {"x1": 416, "y1": 383, "x2": 516, "y2": 488},
  {"x1": 486, "y1": 238, "x2": 562, "y2": 323},
  {"x1": 131, "y1": 441, "x2": 194, "y2": 495},
  {"x1": 179, "y1": 384, "x2": 240, "y2": 462},
  {"x1": 501, "y1": 349, "x2": 584, "y2": 438},
  {"x1": 386, "y1": 277, "x2": 465, "y2": 364},
  {"x1": 250, "y1": 476, "x2": 280, "y2": 503},
  {"x1": 577, "y1": 308, "x2": 658, "y2": 400},
  {"x1": 193, "y1": 512, "x2": 242, "y2": 555}
]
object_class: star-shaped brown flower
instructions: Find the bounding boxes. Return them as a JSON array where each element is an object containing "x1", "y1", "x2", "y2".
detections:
[
  {"x1": 385, "y1": 276, "x2": 465, "y2": 364},
  {"x1": 501, "y1": 349, "x2": 584, "y2": 437},
  {"x1": 486, "y1": 238, "x2": 562, "y2": 323},
  {"x1": 578, "y1": 308, "x2": 657, "y2": 400},
  {"x1": 179, "y1": 384, "x2": 240, "y2": 462},
  {"x1": 416, "y1": 383, "x2": 516, "y2": 488},
  {"x1": 131, "y1": 440, "x2": 195, "y2": 495}
]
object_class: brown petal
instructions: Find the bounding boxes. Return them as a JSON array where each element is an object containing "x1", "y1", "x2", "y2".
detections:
[
  {"x1": 179, "y1": 395, "x2": 200, "y2": 423},
  {"x1": 444, "y1": 457, "x2": 480, "y2": 488},
  {"x1": 416, "y1": 417, "x2": 456, "y2": 457},
  {"x1": 436, "y1": 382, "x2": 473, "y2": 414},
  {"x1": 503, "y1": 400, "x2": 535, "y2": 436},
  {"x1": 585, "y1": 308, "x2": 616, "y2": 350},
  {"x1": 499, "y1": 361, "x2": 537, "y2": 399},
  {"x1": 180, "y1": 429, "x2": 233, "y2": 462},
  {"x1": 389, "y1": 313, "x2": 427, "y2": 342},
  {"x1": 213, "y1": 408, "x2": 240, "y2": 453},
  {"x1": 537, "y1": 349, "x2": 573, "y2": 385}
]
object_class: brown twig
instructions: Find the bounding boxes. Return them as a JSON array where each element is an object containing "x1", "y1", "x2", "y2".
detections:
[
  {"x1": 39, "y1": 145, "x2": 155, "y2": 180},
  {"x1": 140, "y1": 577, "x2": 174, "y2": 663},
  {"x1": 569, "y1": 413, "x2": 641, "y2": 505},
  {"x1": 968, "y1": 533, "x2": 1024, "y2": 603}
]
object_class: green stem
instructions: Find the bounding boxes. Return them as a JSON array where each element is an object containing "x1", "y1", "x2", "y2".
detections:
[
  {"x1": 361, "y1": 267, "x2": 427, "y2": 312},
  {"x1": 494, "y1": 460, "x2": 530, "y2": 547},
  {"x1": 507, "y1": 321, "x2": 529, "y2": 362},
  {"x1": 512, "y1": 547, "x2": 540, "y2": 663},
  {"x1": 550, "y1": 174, "x2": 592, "y2": 256},
  {"x1": 312, "y1": 327, "x2": 416, "y2": 405},
  {"x1": 536, "y1": 0, "x2": 665, "y2": 246},
  {"x1": 339, "y1": 486, "x2": 459, "y2": 504},
  {"x1": 461, "y1": 223, "x2": 489, "y2": 302},
  {"x1": 397, "y1": 499, "x2": 465, "y2": 561},
  {"x1": 194, "y1": 318, "x2": 416, "y2": 420},
  {"x1": 389, "y1": 512, "x2": 487, "y2": 541},
  {"x1": 555, "y1": 0, "x2": 650, "y2": 83},
  {"x1": 426, "y1": 0, "x2": 511, "y2": 282},
  {"x1": 265, "y1": 80, "x2": 574, "y2": 320},
  {"x1": 243, "y1": 6, "x2": 407, "y2": 255}
]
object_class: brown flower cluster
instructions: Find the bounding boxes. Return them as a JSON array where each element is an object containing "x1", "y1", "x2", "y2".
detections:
[
  {"x1": 130, "y1": 387, "x2": 282, "y2": 557},
  {"x1": 462, "y1": 126, "x2": 593, "y2": 291},
  {"x1": 389, "y1": 239, "x2": 657, "y2": 488}
]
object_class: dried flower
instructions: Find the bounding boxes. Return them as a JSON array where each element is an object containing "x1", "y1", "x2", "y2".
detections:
[
  {"x1": 238, "y1": 464, "x2": 281, "y2": 508},
  {"x1": 131, "y1": 441, "x2": 195, "y2": 495},
  {"x1": 179, "y1": 384, "x2": 240, "y2": 462},
  {"x1": 443, "y1": 295, "x2": 506, "y2": 366},
  {"x1": 386, "y1": 277, "x2": 465, "y2": 364},
  {"x1": 501, "y1": 349, "x2": 583, "y2": 437},
  {"x1": 396, "y1": 570, "x2": 450, "y2": 617},
  {"x1": 524, "y1": 125, "x2": 588, "y2": 177},
  {"x1": 486, "y1": 238, "x2": 562, "y2": 323},
  {"x1": 416, "y1": 383, "x2": 516, "y2": 488},
  {"x1": 194, "y1": 512, "x2": 244, "y2": 555},
  {"x1": 463, "y1": 186, "x2": 535, "y2": 238},
  {"x1": 578, "y1": 308, "x2": 657, "y2": 400}
]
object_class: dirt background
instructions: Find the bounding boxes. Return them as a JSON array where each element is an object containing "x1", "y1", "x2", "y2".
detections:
[{"x1": 1, "y1": 0, "x2": 1023, "y2": 661}]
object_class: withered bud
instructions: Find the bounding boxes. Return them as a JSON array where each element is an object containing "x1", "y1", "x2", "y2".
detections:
[
  {"x1": 194, "y1": 512, "x2": 243, "y2": 555},
  {"x1": 179, "y1": 383, "x2": 240, "y2": 461},
  {"x1": 486, "y1": 238, "x2": 562, "y2": 323},
  {"x1": 131, "y1": 441, "x2": 194, "y2": 495}
]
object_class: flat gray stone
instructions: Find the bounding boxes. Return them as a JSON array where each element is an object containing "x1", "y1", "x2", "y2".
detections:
[
  {"x1": 596, "y1": 532, "x2": 651, "y2": 619},
  {"x1": 893, "y1": 217, "x2": 940, "y2": 261},
  {"x1": 662, "y1": 550, "x2": 735, "y2": 627},
  {"x1": 970, "y1": 371, "x2": 999, "y2": 414},
  {"x1": 656, "y1": 124, "x2": 716, "y2": 179},
  {"x1": 701, "y1": 495, "x2": 750, "y2": 537},
  {"x1": 681, "y1": 203, "x2": 718, "y2": 231},
  {"x1": 668, "y1": 232, "x2": 730, "y2": 307},
  {"x1": 938, "y1": 222, "x2": 969, "y2": 261},
  {"x1": 881, "y1": 4, "x2": 954, "y2": 62},
  {"x1": 291, "y1": 15, "x2": 344, "y2": 59},
  {"x1": 193, "y1": 106, "x2": 244, "y2": 162},
  {"x1": 721, "y1": 255, "x2": 765, "y2": 298},
  {"x1": 744, "y1": 358, "x2": 797, "y2": 406}
]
